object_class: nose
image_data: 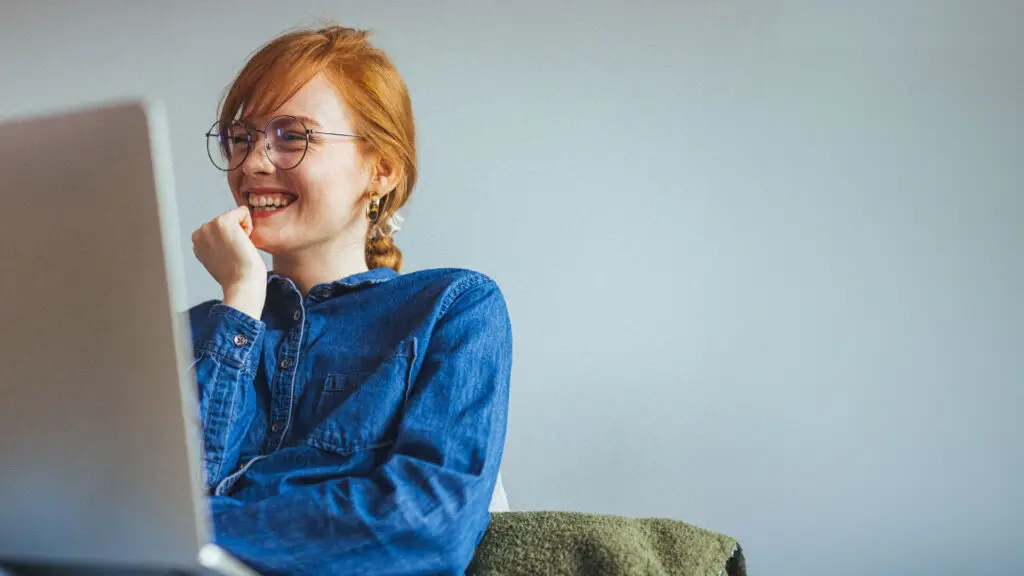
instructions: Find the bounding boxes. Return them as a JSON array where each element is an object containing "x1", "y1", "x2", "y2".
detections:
[{"x1": 240, "y1": 129, "x2": 275, "y2": 176}]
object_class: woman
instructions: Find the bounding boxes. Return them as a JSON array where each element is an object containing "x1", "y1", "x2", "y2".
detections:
[{"x1": 189, "y1": 24, "x2": 512, "y2": 575}]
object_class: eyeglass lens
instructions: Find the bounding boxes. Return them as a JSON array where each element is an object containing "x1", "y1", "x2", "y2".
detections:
[{"x1": 206, "y1": 116, "x2": 309, "y2": 171}]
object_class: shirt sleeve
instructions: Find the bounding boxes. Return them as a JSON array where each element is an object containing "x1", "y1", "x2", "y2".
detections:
[
  {"x1": 208, "y1": 279, "x2": 513, "y2": 576},
  {"x1": 191, "y1": 302, "x2": 265, "y2": 492}
]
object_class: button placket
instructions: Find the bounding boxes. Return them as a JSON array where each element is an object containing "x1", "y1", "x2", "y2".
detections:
[
  {"x1": 265, "y1": 292, "x2": 305, "y2": 455},
  {"x1": 268, "y1": 356, "x2": 295, "y2": 442}
]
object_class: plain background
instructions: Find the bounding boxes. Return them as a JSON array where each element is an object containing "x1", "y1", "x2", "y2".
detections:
[{"x1": 1, "y1": 1, "x2": 1021, "y2": 574}]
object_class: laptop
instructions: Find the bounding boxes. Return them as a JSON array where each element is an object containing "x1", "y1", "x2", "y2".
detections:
[{"x1": 0, "y1": 101, "x2": 259, "y2": 576}]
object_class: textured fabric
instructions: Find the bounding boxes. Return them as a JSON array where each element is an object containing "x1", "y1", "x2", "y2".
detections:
[
  {"x1": 188, "y1": 267, "x2": 513, "y2": 575},
  {"x1": 468, "y1": 512, "x2": 745, "y2": 576}
]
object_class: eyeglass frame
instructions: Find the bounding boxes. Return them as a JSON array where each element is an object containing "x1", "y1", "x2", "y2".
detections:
[{"x1": 205, "y1": 114, "x2": 363, "y2": 171}]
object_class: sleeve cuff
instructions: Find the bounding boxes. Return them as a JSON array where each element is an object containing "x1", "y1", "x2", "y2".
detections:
[{"x1": 195, "y1": 303, "x2": 265, "y2": 372}]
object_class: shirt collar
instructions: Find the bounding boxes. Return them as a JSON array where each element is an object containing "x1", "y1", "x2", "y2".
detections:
[
  {"x1": 266, "y1": 267, "x2": 399, "y2": 299},
  {"x1": 332, "y1": 267, "x2": 399, "y2": 288}
]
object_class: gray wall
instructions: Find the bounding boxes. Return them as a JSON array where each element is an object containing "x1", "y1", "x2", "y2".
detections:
[{"x1": 2, "y1": 1, "x2": 1021, "y2": 574}]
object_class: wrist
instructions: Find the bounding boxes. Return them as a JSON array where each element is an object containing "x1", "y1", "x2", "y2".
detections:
[{"x1": 222, "y1": 282, "x2": 266, "y2": 320}]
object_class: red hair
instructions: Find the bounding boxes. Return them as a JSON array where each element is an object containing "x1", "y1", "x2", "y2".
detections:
[{"x1": 218, "y1": 24, "x2": 416, "y2": 271}]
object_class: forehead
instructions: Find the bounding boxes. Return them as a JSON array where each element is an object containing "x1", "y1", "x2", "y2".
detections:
[{"x1": 242, "y1": 73, "x2": 353, "y2": 129}]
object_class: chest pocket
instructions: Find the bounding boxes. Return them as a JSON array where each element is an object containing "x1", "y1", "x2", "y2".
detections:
[{"x1": 306, "y1": 340, "x2": 415, "y2": 456}]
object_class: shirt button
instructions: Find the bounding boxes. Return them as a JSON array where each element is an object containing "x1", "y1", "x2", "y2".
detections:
[
  {"x1": 280, "y1": 358, "x2": 293, "y2": 369},
  {"x1": 270, "y1": 423, "x2": 282, "y2": 433},
  {"x1": 293, "y1": 309, "x2": 302, "y2": 321},
  {"x1": 317, "y1": 287, "x2": 332, "y2": 299},
  {"x1": 232, "y1": 334, "x2": 248, "y2": 346}
]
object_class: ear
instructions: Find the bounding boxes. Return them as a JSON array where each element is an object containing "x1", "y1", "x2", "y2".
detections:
[{"x1": 371, "y1": 157, "x2": 398, "y2": 198}]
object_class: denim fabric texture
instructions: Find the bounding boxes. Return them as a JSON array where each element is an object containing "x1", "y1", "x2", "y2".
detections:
[{"x1": 188, "y1": 267, "x2": 513, "y2": 575}]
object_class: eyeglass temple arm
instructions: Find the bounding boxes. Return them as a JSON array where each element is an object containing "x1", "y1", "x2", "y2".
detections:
[
  {"x1": 205, "y1": 128, "x2": 361, "y2": 139},
  {"x1": 310, "y1": 130, "x2": 363, "y2": 138}
]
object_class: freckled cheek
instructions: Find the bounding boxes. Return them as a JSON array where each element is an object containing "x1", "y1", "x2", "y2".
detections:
[
  {"x1": 288, "y1": 173, "x2": 316, "y2": 202},
  {"x1": 293, "y1": 155, "x2": 365, "y2": 205},
  {"x1": 227, "y1": 173, "x2": 244, "y2": 202}
]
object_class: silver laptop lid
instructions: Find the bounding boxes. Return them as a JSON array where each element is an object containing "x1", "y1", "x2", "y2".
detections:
[{"x1": 0, "y1": 101, "x2": 210, "y2": 570}]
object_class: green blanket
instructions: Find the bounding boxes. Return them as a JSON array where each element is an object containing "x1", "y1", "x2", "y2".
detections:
[{"x1": 468, "y1": 512, "x2": 745, "y2": 576}]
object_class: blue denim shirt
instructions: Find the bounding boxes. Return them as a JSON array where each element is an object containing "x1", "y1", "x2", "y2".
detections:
[{"x1": 188, "y1": 267, "x2": 512, "y2": 575}]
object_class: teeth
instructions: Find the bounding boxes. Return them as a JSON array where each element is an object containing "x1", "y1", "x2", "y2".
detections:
[{"x1": 247, "y1": 194, "x2": 294, "y2": 208}]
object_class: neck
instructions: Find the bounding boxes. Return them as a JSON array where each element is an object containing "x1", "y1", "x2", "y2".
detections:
[{"x1": 271, "y1": 236, "x2": 368, "y2": 296}]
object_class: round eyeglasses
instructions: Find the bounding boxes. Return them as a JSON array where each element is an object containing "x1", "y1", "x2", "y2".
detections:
[{"x1": 205, "y1": 115, "x2": 362, "y2": 171}]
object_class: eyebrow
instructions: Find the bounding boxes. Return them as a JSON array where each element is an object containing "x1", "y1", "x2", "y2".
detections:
[
  {"x1": 239, "y1": 115, "x2": 324, "y2": 129},
  {"x1": 294, "y1": 115, "x2": 323, "y2": 128}
]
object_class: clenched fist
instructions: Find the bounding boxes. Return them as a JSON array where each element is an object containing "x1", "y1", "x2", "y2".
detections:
[{"x1": 192, "y1": 206, "x2": 267, "y2": 320}]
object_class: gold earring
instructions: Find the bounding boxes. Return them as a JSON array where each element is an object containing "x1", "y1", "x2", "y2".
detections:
[{"x1": 366, "y1": 193, "x2": 381, "y2": 224}]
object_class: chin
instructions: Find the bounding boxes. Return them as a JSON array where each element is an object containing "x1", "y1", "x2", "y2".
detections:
[{"x1": 250, "y1": 230, "x2": 288, "y2": 254}]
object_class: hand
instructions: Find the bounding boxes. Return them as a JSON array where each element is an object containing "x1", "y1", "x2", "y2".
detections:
[{"x1": 192, "y1": 206, "x2": 267, "y2": 319}]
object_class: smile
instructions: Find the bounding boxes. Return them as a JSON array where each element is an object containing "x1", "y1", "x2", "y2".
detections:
[{"x1": 247, "y1": 192, "x2": 297, "y2": 215}]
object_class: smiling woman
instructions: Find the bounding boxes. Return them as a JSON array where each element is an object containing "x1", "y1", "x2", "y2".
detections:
[
  {"x1": 188, "y1": 24, "x2": 513, "y2": 576},
  {"x1": 204, "y1": 25, "x2": 415, "y2": 278}
]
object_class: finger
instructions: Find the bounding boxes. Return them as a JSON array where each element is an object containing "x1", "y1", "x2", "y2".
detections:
[
  {"x1": 226, "y1": 205, "x2": 253, "y2": 237},
  {"x1": 238, "y1": 207, "x2": 254, "y2": 237}
]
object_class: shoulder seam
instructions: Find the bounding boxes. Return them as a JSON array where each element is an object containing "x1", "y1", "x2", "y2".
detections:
[{"x1": 437, "y1": 272, "x2": 494, "y2": 318}]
